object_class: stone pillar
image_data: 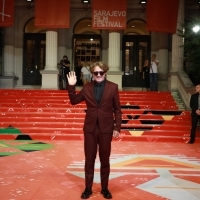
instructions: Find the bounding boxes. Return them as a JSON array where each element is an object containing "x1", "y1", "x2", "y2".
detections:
[
  {"x1": 108, "y1": 32, "x2": 120, "y2": 71},
  {"x1": 158, "y1": 33, "x2": 169, "y2": 79},
  {"x1": 158, "y1": 33, "x2": 169, "y2": 90},
  {"x1": 107, "y1": 32, "x2": 123, "y2": 90},
  {"x1": 168, "y1": 0, "x2": 185, "y2": 90},
  {"x1": 0, "y1": 27, "x2": 15, "y2": 88},
  {"x1": 171, "y1": 0, "x2": 184, "y2": 72},
  {"x1": 40, "y1": 29, "x2": 58, "y2": 89}
]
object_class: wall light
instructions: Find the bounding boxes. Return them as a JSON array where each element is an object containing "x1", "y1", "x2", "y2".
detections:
[
  {"x1": 139, "y1": 0, "x2": 147, "y2": 12},
  {"x1": 26, "y1": 0, "x2": 34, "y2": 9},
  {"x1": 197, "y1": 1, "x2": 200, "y2": 10},
  {"x1": 192, "y1": 25, "x2": 200, "y2": 33},
  {"x1": 82, "y1": 0, "x2": 90, "y2": 11}
]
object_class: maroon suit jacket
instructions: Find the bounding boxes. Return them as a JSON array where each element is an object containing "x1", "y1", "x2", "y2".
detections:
[{"x1": 67, "y1": 80, "x2": 122, "y2": 134}]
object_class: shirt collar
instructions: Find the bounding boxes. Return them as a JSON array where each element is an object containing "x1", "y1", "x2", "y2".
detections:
[{"x1": 94, "y1": 79, "x2": 106, "y2": 87}]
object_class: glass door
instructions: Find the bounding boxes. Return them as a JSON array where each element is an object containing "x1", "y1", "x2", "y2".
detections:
[
  {"x1": 122, "y1": 35, "x2": 151, "y2": 87},
  {"x1": 73, "y1": 34, "x2": 101, "y2": 70},
  {"x1": 23, "y1": 33, "x2": 46, "y2": 85}
]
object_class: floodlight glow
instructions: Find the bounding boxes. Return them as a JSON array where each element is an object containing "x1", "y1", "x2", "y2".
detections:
[{"x1": 192, "y1": 25, "x2": 200, "y2": 33}]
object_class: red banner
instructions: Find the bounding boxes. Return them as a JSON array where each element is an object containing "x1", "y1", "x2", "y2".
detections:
[
  {"x1": 92, "y1": 0, "x2": 127, "y2": 30},
  {"x1": 35, "y1": 0, "x2": 70, "y2": 28},
  {"x1": 146, "y1": 0, "x2": 180, "y2": 34},
  {"x1": 0, "y1": 0, "x2": 14, "y2": 27}
]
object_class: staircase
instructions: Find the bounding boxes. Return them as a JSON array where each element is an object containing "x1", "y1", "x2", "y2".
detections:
[
  {"x1": 171, "y1": 91, "x2": 186, "y2": 110},
  {"x1": 0, "y1": 89, "x2": 199, "y2": 142}
]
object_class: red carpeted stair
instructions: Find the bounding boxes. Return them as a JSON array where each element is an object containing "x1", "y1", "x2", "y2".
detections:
[{"x1": 0, "y1": 89, "x2": 199, "y2": 142}]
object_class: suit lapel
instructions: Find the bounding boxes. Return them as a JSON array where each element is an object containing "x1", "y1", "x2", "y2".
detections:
[{"x1": 87, "y1": 82, "x2": 97, "y2": 105}]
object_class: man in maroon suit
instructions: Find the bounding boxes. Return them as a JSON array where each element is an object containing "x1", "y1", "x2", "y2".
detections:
[{"x1": 67, "y1": 61, "x2": 122, "y2": 199}]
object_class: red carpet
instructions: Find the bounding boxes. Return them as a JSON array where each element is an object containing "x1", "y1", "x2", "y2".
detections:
[
  {"x1": 0, "y1": 140, "x2": 200, "y2": 200},
  {"x1": 0, "y1": 89, "x2": 200, "y2": 199}
]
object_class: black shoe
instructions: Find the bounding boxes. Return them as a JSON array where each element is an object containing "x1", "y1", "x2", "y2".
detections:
[
  {"x1": 101, "y1": 187, "x2": 112, "y2": 199},
  {"x1": 187, "y1": 140, "x2": 194, "y2": 144},
  {"x1": 81, "y1": 187, "x2": 92, "y2": 199}
]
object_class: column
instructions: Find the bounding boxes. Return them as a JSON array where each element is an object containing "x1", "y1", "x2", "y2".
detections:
[
  {"x1": 107, "y1": 32, "x2": 123, "y2": 90},
  {"x1": 40, "y1": 29, "x2": 58, "y2": 89},
  {"x1": 171, "y1": 0, "x2": 184, "y2": 72},
  {"x1": 108, "y1": 32, "x2": 120, "y2": 71},
  {"x1": 157, "y1": 33, "x2": 169, "y2": 90},
  {"x1": 0, "y1": 27, "x2": 15, "y2": 88},
  {"x1": 158, "y1": 33, "x2": 169, "y2": 79},
  {"x1": 168, "y1": 0, "x2": 185, "y2": 91}
]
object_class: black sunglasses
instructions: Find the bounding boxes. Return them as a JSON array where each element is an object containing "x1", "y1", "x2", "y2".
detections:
[{"x1": 93, "y1": 71, "x2": 105, "y2": 76}]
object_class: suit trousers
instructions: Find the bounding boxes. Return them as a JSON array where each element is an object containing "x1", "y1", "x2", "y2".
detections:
[
  {"x1": 84, "y1": 123, "x2": 113, "y2": 188},
  {"x1": 190, "y1": 113, "x2": 200, "y2": 142}
]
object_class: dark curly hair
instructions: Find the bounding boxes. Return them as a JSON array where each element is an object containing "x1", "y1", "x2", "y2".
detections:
[{"x1": 89, "y1": 61, "x2": 109, "y2": 73}]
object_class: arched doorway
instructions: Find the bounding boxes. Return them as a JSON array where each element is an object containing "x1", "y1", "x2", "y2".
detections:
[
  {"x1": 122, "y1": 19, "x2": 151, "y2": 88},
  {"x1": 73, "y1": 18, "x2": 101, "y2": 69},
  {"x1": 23, "y1": 18, "x2": 46, "y2": 85}
]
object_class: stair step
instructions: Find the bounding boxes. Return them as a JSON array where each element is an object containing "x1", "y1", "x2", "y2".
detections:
[
  {"x1": 0, "y1": 89, "x2": 197, "y2": 142},
  {"x1": 171, "y1": 91, "x2": 186, "y2": 110}
]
